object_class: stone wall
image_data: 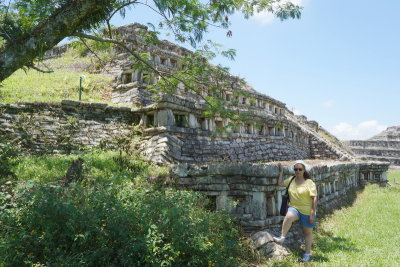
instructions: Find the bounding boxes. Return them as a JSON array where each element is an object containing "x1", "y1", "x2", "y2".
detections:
[
  {"x1": 0, "y1": 98, "x2": 353, "y2": 165},
  {"x1": 44, "y1": 43, "x2": 71, "y2": 59},
  {"x1": 170, "y1": 160, "x2": 389, "y2": 230},
  {"x1": 111, "y1": 84, "x2": 154, "y2": 107},
  {"x1": 0, "y1": 101, "x2": 140, "y2": 153},
  {"x1": 140, "y1": 127, "x2": 309, "y2": 163},
  {"x1": 135, "y1": 94, "x2": 354, "y2": 164},
  {"x1": 309, "y1": 136, "x2": 341, "y2": 160},
  {"x1": 346, "y1": 126, "x2": 400, "y2": 166}
]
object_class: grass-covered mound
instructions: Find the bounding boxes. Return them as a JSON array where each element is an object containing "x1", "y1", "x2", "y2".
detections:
[
  {"x1": 0, "y1": 46, "x2": 113, "y2": 104},
  {"x1": 0, "y1": 150, "x2": 250, "y2": 266}
]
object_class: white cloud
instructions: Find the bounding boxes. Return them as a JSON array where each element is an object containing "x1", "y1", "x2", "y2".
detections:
[
  {"x1": 322, "y1": 100, "x2": 335, "y2": 108},
  {"x1": 293, "y1": 108, "x2": 302, "y2": 115},
  {"x1": 253, "y1": 11, "x2": 275, "y2": 25},
  {"x1": 330, "y1": 120, "x2": 387, "y2": 140},
  {"x1": 252, "y1": 0, "x2": 307, "y2": 24}
]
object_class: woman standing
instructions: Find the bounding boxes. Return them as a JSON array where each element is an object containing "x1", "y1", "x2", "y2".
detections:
[{"x1": 274, "y1": 160, "x2": 318, "y2": 262}]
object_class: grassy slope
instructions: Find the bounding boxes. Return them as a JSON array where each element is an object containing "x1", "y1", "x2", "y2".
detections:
[
  {"x1": 267, "y1": 170, "x2": 400, "y2": 266},
  {"x1": 0, "y1": 51, "x2": 113, "y2": 104},
  {"x1": 11, "y1": 150, "x2": 169, "y2": 185}
]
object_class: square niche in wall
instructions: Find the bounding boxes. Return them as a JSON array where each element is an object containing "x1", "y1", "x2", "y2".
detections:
[{"x1": 175, "y1": 114, "x2": 186, "y2": 127}]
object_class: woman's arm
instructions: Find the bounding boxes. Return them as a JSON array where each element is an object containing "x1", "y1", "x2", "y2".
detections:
[
  {"x1": 309, "y1": 196, "x2": 317, "y2": 223},
  {"x1": 277, "y1": 163, "x2": 284, "y2": 186}
]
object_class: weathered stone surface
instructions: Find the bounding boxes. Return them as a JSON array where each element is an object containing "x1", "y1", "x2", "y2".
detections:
[
  {"x1": 261, "y1": 242, "x2": 291, "y2": 259},
  {"x1": 0, "y1": 102, "x2": 139, "y2": 153},
  {"x1": 156, "y1": 109, "x2": 175, "y2": 126},
  {"x1": 250, "y1": 230, "x2": 274, "y2": 249}
]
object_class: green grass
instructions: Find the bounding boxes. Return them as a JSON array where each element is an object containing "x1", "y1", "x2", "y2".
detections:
[
  {"x1": 0, "y1": 52, "x2": 113, "y2": 104},
  {"x1": 387, "y1": 169, "x2": 400, "y2": 183},
  {"x1": 11, "y1": 150, "x2": 169, "y2": 185},
  {"x1": 267, "y1": 178, "x2": 400, "y2": 266}
]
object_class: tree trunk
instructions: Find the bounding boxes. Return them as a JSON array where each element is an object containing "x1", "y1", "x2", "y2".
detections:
[{"x1": 0, "y1": 0, "x2": 117, "y2": 82}]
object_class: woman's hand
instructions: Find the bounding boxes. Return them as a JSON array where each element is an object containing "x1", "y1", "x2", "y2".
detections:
[
  {"x1": 278, "y1": 163, "x2": 283, "y2": 173},
  {"x1": 277, "y1": 163, "x2": 284, "y2": 186},
  {"x1": 309, "y1": 215, "x2": 315, "y2": 224}
]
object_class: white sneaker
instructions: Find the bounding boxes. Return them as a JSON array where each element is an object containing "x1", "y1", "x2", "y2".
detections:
[
  {"x1": 273, "y1": 236, "x2": 285, "y2": 244},
  {"x1": 301, "y1": 253, "x2": 311, "y2": 262}
]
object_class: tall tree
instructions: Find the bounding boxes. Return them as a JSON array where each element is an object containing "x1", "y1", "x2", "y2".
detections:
[{"x1": 0, "y1": 0, "x2": 301, "y2": 82}]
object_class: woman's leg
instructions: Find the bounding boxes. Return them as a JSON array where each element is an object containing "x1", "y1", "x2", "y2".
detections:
[
  {"x1": 302, "y1": 227, "x2": 313, "y2": 254},
  {"x1": 281, "y1": 210, "x2": 299, "y2": 236}
]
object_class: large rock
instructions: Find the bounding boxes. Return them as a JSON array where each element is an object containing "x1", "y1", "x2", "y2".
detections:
[
  {"x1": 250, "y1": 230, "x2": 274, "y2": 249},
  {"x1": 250, "y1": 229, "x2": 291, "y2": 259},
  {"x1": 261, "y1": 242, "x2": 291, "y2": 260}
]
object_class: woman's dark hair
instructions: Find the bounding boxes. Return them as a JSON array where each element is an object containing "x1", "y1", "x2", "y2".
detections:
[{"x1": 295, "y1": 163, "x2": 311, "y2": 179}]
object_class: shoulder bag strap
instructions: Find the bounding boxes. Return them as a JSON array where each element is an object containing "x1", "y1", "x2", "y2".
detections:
[{"x1": 285, "y1": 176, "x2": 296, "y2": 200}]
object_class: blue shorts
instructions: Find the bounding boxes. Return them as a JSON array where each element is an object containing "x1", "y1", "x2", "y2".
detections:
[{"x1": 288, "y1": 206, "x2": 316, "y2": 228}]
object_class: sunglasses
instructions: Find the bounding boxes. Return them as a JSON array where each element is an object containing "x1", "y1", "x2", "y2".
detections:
[{"x1": 294, "y1": 168, "x2": 303, "y2": 171}]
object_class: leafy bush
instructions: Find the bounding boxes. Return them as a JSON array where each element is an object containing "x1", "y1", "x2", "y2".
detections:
[
  {"x1": 0, "y1": 182, "x2": 245, "y2": 266},
  {"x1": 0, "y1": 139, "x2": 20, "y2": 182}
]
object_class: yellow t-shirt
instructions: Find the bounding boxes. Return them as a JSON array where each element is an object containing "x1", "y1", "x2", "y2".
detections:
[{"x1": 283, "y1": 177, "x2": 317, "y2": 215}]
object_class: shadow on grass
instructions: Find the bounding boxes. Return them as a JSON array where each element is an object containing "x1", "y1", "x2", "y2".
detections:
[
  {"x1": 317, "y1": 186, "x2": 364, "y2": 218},
  {"x1": 308, "y1": 187, "x2": 362, "y2": 263},
  {"x1": 312, "y1": 228, "x2": 360, "y2": 263}
]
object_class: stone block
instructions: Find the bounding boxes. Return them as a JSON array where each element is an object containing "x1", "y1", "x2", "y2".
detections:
[
  {"x1": 170, "y1": 163, "x2": 188, "y2": 177},
  {"x1": 240, "y1": 220, "x2": 267, "y2": 227},
  {"x1": 249, "y1": 177, "x2": 277, "y2": 185},
  {"x1": 230, "y1": 184, "x2": 251, "y2": 191},
  {"x1": 190, "y1": 184, "x2": 230, "y2": 191},
  {"x1": 251, "y1": 192, "x2": 267, "y2": 220},
  {"x1": 156, "y1": 109, "x2": 175, "y2": 126},
  {"x1": 61, "y1": 100, "x2": 80, "y2": 106},
  {"x1": 177, "y1": 178, "x2": 194, "y2": 184}
]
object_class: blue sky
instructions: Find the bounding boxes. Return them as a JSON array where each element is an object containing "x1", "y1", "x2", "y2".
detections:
[{"x1": 111, "y1": 0, "x2": 400, "y2": 140}]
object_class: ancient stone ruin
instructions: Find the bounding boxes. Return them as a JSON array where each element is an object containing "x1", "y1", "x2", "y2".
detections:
[
  {"x1": 107, "y1": 23, "x2": 356, "y2": 164},
  {"x1": 1, "y1": 24, "x2": 391, "y2": 246},
  {"x1": 346, "y1": 126, "x2": 400, "y2": 167},
  {"x1": 14, "y1": 23, "x2": 357, "y2": 164}
]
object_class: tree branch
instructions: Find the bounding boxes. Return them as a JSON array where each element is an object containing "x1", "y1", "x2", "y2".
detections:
[
  {"x1": 0, "y1": 1, "x2": 13, "y2": 41},
  {"x1": 106, "y1": 19, "x2": 113, "y2": 39},
  {"x1": 107, "y1": 1, "x2": 138, "y2": 21},
  {"x1": 135, "y1": 2, "x2": 178, "y2": 36},
  {"x1": 74, "y1": 32, "x2": 168, "y2": 81},
  {"x1": 78, "y1": 37, "x2": 106, "y2": 67},
  {"x1": 28, "y1": 64, "x2": 54, "y2": 73},
  {"x1": 0, "y1": 0, "x2": 119, "y2": 82}
]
